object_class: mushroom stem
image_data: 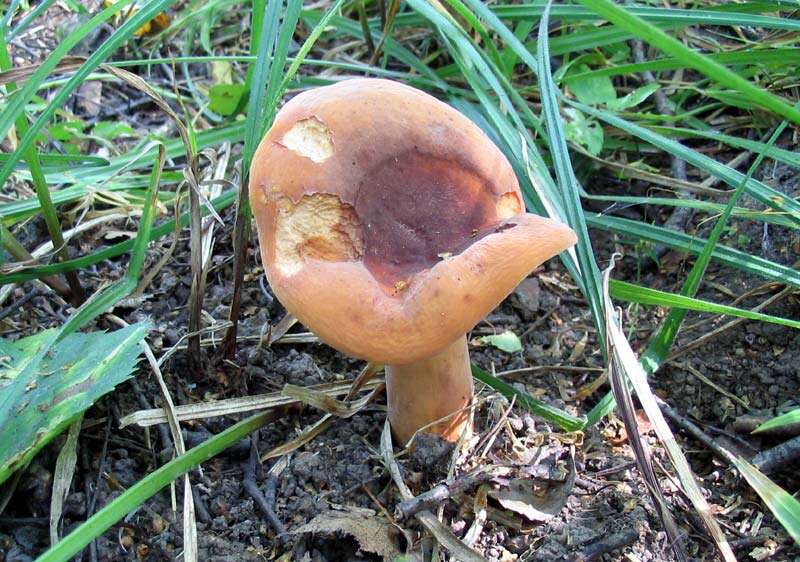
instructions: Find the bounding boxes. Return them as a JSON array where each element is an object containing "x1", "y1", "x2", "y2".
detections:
[{"x1": 385, "y1": 335, "x2": 473, "y2": 444}]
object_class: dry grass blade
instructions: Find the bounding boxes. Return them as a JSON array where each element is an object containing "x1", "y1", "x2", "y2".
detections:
[
  {"x1": 601, "y1": 260, "x2": 737, "y2": 562},
  {"x1": 261, "y1": 415, "x2": 334, "y2": 462},
  {"x1": 606, "y1": 318, "x2": 686, "y2": 561},
  {"x1": 120, "y1": 378, "x2": 384, "y2": 428},
  {"x1": 49, "y1": 418, "x2": 81, "y2": 545},
  {"x1": 140, "y1": 339, "x2": 197, "y2": 562},
  {"x1": 264, "y1": 313, "x2": 297, "y2": 346},
  {"x1": 0, "y1": 224, "x2": 71, "y2": 299},
  {"x1": 99, "y1": 64, "x2": 206, "y2": 366},
  {"x1": 380, "y1": 421, "x2": 487, "y2": 562},
  {"x1": 282, "y1": 383, "x2": 385, "y2": 418},
  {"x1": 260, "y1": 363, "x2": 383, "y2": 462},
  {"x1": 200, "y1": 144, "x2": 230, "y2": 268},
  {"x1": 0, "y1": 56, "x2": 85, "y2": 85}
]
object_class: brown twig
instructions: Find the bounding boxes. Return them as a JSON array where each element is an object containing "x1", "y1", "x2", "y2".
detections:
[
  {"x1": 668, "y1": 287, "x2": 792, "y2": 362},
  {"x1": 0, "y1": 287, "x2": 39, "y2": 321},
  {"x1": 220, "y1": 196, "x2": 250, "y2": 360},
  {"x1": 191, "y1": 486, "x2": 212, "y2": 525},
  {"x1": 0, "y1": 226, "x2": 72, "y2": 300},
  {"x1": 380, "y1": 421, "x2": 487, "y2": 562},
  {"x1": 569, "y1": 527, "x2": 640, "y2": 562},
  {"x1": 243, "y1": 445, "x2": 286, "y2": 537},
  {"x1": 732, "y1": 414, "x2": 800, "y2": 438},
  {"x1": 752, "y1": 435, "x2": 800, "y2": 474},
  {"x1": 658, "y1": 398, "x2": 737, "y2": 465},
  {"x1": 394, "y1": 466, "x2": 500, "y2": 521}
]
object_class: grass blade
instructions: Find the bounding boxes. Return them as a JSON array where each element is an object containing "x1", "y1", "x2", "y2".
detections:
[
  {"x1": 569, "y1": 101, "x2": 800, "y2": 227},
  {"x1": 733, "y1": 458, "x2": 800, "y2": 545},
  {"x1": 2, "y1": 190, "x2": 234, "y2": 285},
  {"x1": 0, "y1": 0, "x2": 176, "y2": 186},
  {"x1": 588, "y1": 215, "x2": 800, "y2": 289},
  {"x1": 610, "y1": 280, "x2": 800, "y2": 330},
  {"x1": 224, "y1": 0, "x2": 299, "y2": 357},
  {"x1": 471, "y1": 364, "x2": 585, "y2": 432},
  {"x1": 34, "y1": 412, "x2": 273, "y2": 562},
  {"x1": 535, "y1": 0, "x2": 606, "y2": 348},
  {"x1": 640, "y1": 123, "x2": 788, "y2": 372},
  {"x1": 601, "y1": 262, "x2": 736, "y2": 561},
  {"x1": 0, "y1": 0, "x2": 135, "y2": 146},
  {"x1": 755, "y1": 409, "x2": 800, "y2": 434},
  {"x1": 574, "y1": 0, "x2": 800, "y2": 125}
]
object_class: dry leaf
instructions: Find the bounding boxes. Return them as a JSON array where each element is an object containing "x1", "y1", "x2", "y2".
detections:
[
  {"x1": 489, "y1": 453, "x2": 576, "y2": 521},
  {"x1": 292, "y1": 510, "x2": 402, "y2": 561}
]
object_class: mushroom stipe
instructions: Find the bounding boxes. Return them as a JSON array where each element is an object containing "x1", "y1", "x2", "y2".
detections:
[{"x1": 250, "y1": 78, "x2": 577, "y2": 444}]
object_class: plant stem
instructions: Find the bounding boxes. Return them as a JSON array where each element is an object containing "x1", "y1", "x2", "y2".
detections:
[
  {"x1": 0, "y1": 34, "x2": 84, "y2": 304},
  {"x1": 0, "y1": 223, "x2": 72, "y2": 297}
]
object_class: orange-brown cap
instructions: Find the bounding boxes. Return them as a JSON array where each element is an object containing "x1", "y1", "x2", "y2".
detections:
[{"x1": 250, "y1": 78, "x2": 576, "y2": 365}]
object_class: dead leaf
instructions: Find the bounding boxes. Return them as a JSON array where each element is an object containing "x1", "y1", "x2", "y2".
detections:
[
  {"x1": 489, "y1": 452, "x2": 576, "y2": 521},
  {"x1": 292, "y1": 510, "x2": 402, "y2": 562}
]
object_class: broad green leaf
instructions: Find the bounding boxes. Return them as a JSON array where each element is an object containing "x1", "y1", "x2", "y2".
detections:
[
  {"x1": 208, "y1": 83, "x2": 247, "y2": 116},
  {"x1": 607, "y1": 83, "x2": 659, "y2": 111},
  {"x1": 564, "y1": 63, "x2": 616, "y2": 105},
  {"x1": 573, "y1": 0, "x2": 800, "y2": 126},
  {"x1": 564, "y1": 107, "x2": 604, "y2": 155},
  {"x1": 0, "y1": 322, "x2": 149, "y2": 486},
  {"x1": 48, "y1": 120, "x2": 86, "y2": 142},
  {"x1": 754, "y1": 409, "x2": 800, "y2": 434},
  {"x1": 570, "y1": 101, "x2": 800, "y2": 226},
  {"x1": 476, "y1": 331, "x2": 523, "y2": 353},
  {"x1": 91, "y1": 121, "x2": 136, "y2": 140}
]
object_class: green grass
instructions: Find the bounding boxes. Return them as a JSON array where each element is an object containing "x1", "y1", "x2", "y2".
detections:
[{"x1": 1, "y1": 0, "x2": 799, "y2": 556}]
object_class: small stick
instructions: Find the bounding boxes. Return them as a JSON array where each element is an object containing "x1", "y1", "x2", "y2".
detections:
[
  {"x1": 658, "y1": 398, "x2": 737, "y2": 464},
  {"x1": 475, "y1": 395, "x2": 515, "y2": 458},
  {"x1": 732, "y1": 414, "x2": 800, "y2": 438},
  {"x1": 191, "y1": 486, "x2": 212, "y2": 525},
  {"x1": 0, "y1": 287, "x2": 39, "y2": 321},
  {"x1": 394, "y1": 467, "x2": 500, "y2": 521},
  {"x1": 243, "y1": 446, "x2": 286, "y2": 537},
  {"x1": 380, "y1": 421, "x2": 487, "y2": 562},
  {"x1": 752, "y1": 435, "x2": 800, "y2": 474},
  {"x1": 668, "y1": 287, "x2": 791, "y2": 362},
  {"x1": 569, "y1": 527, "x2": 640, "y2": 562}
]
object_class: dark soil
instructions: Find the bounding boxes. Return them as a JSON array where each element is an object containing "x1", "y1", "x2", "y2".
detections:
[
  {"x1": 3, "y1": 195, "x2": 799, "y2": 561},
  {"x1": 2, "y1": 5, "x2": 800, "y2": 562}
]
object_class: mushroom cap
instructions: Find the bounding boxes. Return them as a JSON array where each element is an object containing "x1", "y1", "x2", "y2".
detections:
[{"x1": 250, "y1": 78, "x2": 576, "y2": 365}]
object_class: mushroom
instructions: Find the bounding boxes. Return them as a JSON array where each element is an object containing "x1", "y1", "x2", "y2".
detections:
[{"x1": 250, "y1": 79, "x2": 576, "y2": 444}]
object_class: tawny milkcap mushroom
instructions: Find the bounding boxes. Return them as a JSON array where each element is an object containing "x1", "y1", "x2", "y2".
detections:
[{"x1": 250, "y1": 78, "x2": 576, "y2": 444}]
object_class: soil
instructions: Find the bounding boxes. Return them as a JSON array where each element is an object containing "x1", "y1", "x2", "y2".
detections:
[
  {"x1": 2, "y1": 5, "x2": 800, "y2": 562},
  {"x1": 3, "y1": 194, "x2": 799, "y2": 561}
]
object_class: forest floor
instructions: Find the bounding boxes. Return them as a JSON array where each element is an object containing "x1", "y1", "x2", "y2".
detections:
[
  {"x1": 1, "y1": 1, "x2": 799, "y2": 561},
  {"x1": 2, "y1": 190, "x2": 799, "y2": 561}
]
